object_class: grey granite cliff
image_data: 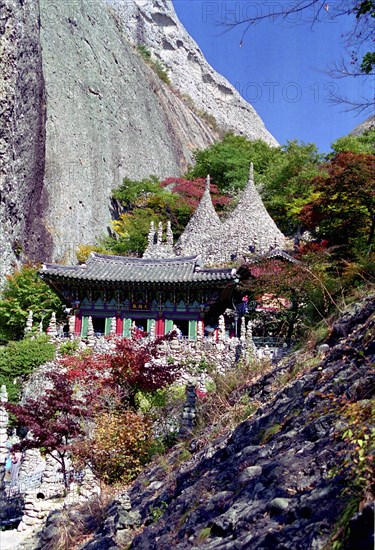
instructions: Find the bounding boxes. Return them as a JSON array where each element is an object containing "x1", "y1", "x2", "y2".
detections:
[
  {"x1": 0, "y1": 0, "x2": 47, "y2": 279},
  {"x1": 107, "y1": 0, "x2": 278, "y2": 146},
  {"x1": 1, "y1": 0, "x2": 277, "y2": 275}
]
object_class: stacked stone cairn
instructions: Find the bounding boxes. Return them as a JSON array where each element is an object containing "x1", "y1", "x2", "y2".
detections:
[
  {"x1": 87, "y1": 316, "x2": 95, "y2": 348},
  {"x1": 17, "y1": 490, "x2": 64, "y2": 533},
  {"x1": 143, "y1": 220, "x2": 175, "y2": 259},
  {"x1": 174, "y1": 175, "x2": 222, "y2": 259},
  {"x1": 68, "y1": 314, "x2": 75, "y2": 339},
  {"x1": 47, "y1": 312, "x2": 57, "y2": 337},
  {"x1": 110, "y1": 316, "x2": 117, "y2": 336},
  {"x1": 0, "y1": 385, "x2": 8, "y2": 492},
  {"x1": 25, "y1": 310, "x2": 33, "y2": 334},
  {"x1": 179, "y1": 384, "x2": 197, "y2": 438},
  {"x1": 173, "y1": 164, "x2": 286, "y2": 265},
  {"x1": 149, "y1": 319, "x2": 156, "y2": 340}
]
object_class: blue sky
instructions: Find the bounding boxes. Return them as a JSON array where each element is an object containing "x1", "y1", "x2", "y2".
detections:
[{"x1": 172, "y1": 0, "x2": 374, "y2": 152}]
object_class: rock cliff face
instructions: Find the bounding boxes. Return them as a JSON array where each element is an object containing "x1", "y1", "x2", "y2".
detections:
[
  {"x1": 0, "y1": 0, "x2": 47, "y2": 279},
  {"x1": 107, "y1": 0, "x2": 278, "y2": 146},
  {"x1": 38, "y1": 0, "x2": 217, "y2": 263},
  {"x1": 1, "y1": 0, "x2": 276, "y2": 273}
]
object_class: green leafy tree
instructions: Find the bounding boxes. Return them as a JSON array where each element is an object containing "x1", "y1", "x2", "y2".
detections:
[
  {"x1": 0, "y1": 265, "x2": 64, "y2": 340},
  {"x1": 330, "y1": 127, "x2": 375, "y2": 155},
  {"x1": 260, "y1": 141, "x2": 322, "y2": 233},
  {"x1": 187, "y1": 133, "x2": 281, "y2": 193},
  {"x1": 103, "y1": 176, "x2": 197, "y2": 255}
]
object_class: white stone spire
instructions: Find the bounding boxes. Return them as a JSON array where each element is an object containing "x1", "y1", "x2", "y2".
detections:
[
  {"x1": 174, "y1": 174, "x2": 222, "y2": 258},
  {"x1": 166, "y1": 221, "x2": 173, "y2": 246},
  {"x1": 220, "y1": 162, "x2": 285, "y2": 259},
  {"x1": 157, "y1": 222, "x2": 163, "y2": 245}
]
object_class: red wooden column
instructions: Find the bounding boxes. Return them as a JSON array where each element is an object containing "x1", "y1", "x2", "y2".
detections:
[
  {"x1": 156, "y1": 319, "x2": 165, "y2": 338},
  {"x1": 116, "y1": 317, "x2": 123, "y2": 336},
  {"x1": 74, "y1": 314, "x2": 82, "y2": 336}
]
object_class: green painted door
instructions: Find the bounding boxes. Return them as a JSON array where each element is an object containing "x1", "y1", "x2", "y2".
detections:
[
  {"x1": 104, "y1": 317, "x2": 112, "y2": 336},
  {"x1": 81, "y1": 316, "x2": 89, "y2": 337},
  {"x1": 164, "y1": 319, "x2": 173, "y2": 334},
  {"x1": 123, "y1": 318, "x2": 132, "y2": 338},
  {"x1": 188, "y1": 320, "x2": 197, "y2": 341}
]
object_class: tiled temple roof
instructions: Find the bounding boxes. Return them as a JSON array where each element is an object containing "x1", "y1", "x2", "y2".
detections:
[{"x1": 40, "y1": 253, "x2": 237, "y2": 284}]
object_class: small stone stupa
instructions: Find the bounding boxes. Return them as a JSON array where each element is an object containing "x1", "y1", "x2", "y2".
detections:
[{"x1": 143, "y1": 221, "x2": 175, "y2": 259}]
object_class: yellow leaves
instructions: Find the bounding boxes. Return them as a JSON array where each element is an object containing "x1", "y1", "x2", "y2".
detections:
[
  {"x1": 111, "y1": 215, "x2": 130, "y2": 238},
  {"x1": 78, "y1": 410, "x2": 153, "y2": 484},
  {"x1": 76, "y1": 244, "x2": 112, "y2": 263}
]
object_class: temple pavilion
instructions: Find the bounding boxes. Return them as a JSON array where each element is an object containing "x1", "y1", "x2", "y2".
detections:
[
  {"x1": 40, "y1": 163, "x2": 286, "y2": 339},
  {"x1": 40, "y1": 254, "x2": 238, "y2": 338}
]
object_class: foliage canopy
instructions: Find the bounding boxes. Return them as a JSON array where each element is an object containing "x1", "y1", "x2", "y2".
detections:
[{"x1": 0, "y1": 265, "x2": 64, "y2": 340}]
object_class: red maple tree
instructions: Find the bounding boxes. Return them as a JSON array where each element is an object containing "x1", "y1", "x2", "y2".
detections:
[{"x1": 161, "y1": 177, "x2": 231, "y2": 211}]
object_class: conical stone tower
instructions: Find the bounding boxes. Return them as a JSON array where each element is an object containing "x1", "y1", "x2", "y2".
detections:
[
  {"x1": 213, "y1": 163, "x2": 285, "y2": 261},
  {"x1": 174, "y1": 175, "x2": 222, "y2": 258}
]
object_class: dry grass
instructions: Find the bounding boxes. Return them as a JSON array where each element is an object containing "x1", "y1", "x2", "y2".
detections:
[
  {"x1": 41, "y1": 493, "x2": 113, "y2": 550},
  {"x1": 194, "y1": 357, "x2": 272, "y2": 442}
]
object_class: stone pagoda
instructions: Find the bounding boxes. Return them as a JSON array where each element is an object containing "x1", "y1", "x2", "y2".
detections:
[
  {"x1": 174, "y1": 175, "x2": 222, "y2": 259},
  {"x1": 218, "y1": 162, "x2": 285, "y2": 260},
  {"x1": 174, "y1": 163, "x2": 285, "y2": 265}
]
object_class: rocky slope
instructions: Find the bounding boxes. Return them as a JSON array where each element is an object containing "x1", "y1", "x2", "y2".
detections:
[
  {"x1": 0, "y1": 0, "x2": 276, "y2": 276},
  {"x1": 76, "y1": 296, "x2": 375, "y2": 550}
]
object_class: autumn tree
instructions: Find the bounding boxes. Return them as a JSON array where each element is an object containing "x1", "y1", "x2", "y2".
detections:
[
  {"x1": 76, "y1": 410, "x2": 153, "y2": 484},
  {"x1": 6, "y1": 371, "x2": 90, "y2": 490},
  {"x1": 160, "y1": 176, "x2": 231, "y2": 211},
  {"x1": 300, "y1": 151, "x2": 375, "y2": 253},
  {"x1": 64, "y1": 335, "x2": 180, "y2": 411},
  {"x1": 239, "y1": 245, "x2": 337, "y2": 341}
]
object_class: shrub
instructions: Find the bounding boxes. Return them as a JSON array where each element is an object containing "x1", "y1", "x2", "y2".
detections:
[
  {"x1": 137, "y1": 43, "x2": 170, "y2": 84},
  {"x1": 76, "y1": 410, "x2": 153, "y2": 484},
  {"x1": 0, "y1": 335, "x2": 55, "y2": 401},
  {"x1": 58, "y1": 339, "x2": 79, "y2": 356}
]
